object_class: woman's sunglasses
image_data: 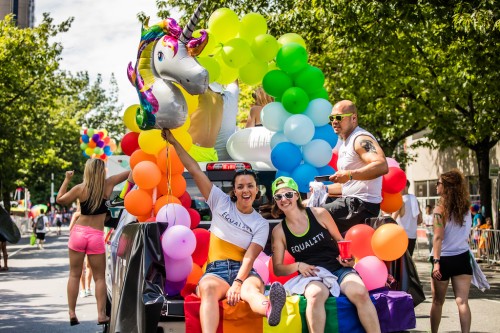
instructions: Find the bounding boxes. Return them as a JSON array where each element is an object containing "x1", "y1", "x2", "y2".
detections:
[{"x1": 273, "y1": 191, "x2": 295, "y2": 201}]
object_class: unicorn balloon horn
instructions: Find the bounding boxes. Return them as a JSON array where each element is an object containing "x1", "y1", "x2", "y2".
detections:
[{"x1": 179, "y1": 0, "x2": 204, "y2": 44}]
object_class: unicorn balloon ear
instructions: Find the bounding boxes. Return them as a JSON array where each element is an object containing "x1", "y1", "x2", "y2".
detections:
[
  {"x1": 187, "y1": 30, "x2": 208, "y2": 57},
  {"x1": 179, "y1": 0, "x2": 204, "y2": 44}
]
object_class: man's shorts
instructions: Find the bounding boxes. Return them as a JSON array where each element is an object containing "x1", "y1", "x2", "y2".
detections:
[
  {"x1": 189, "y1": 145, "x2": 219, "y2": 162},
  {"x1": 200, "y1": 259, "x2": 262, "y2": 286},
  {"x1": 323, "y1": 197, "x2": 380, "y2": 234},
  {"x1": 431, "y1": 251, "x2": 472, "y2": 281},
  {"x1": 68, "y1": 225, "x2": 105, "y2": 255}
]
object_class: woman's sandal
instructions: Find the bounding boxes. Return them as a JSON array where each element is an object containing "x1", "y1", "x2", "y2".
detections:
[
  {"x1": 97, "y1": 317, "x2": 110, "y2": 325},
  {"x1": 70, "y1": 317, "x2": 80, "y2": 326}
]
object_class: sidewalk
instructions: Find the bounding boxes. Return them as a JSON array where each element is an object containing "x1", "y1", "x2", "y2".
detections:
[{"x1": 410, "y1": 248, "x2": 500, "y2": 333}]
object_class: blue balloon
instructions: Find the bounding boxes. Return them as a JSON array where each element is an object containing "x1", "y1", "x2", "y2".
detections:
[
  {"x1": 302, "y1": 139, "x2": 332, "y2": 168},
  {"x1": 271, "y1": 142, "x2": 302, "y2": 173},
  {"x1": 81, "y1": 134, "x2": 89, "y2": 143},
  {"x1": 303, "y1": 98, "x2": 332, "y2": 127},
  {"x1": 270, "y1": 131, "x2": 288, "y2": 149},
  {"x1": 312, "y1": 124, "x2": 338, "y2": 149},
  {"x1": 275, "y1": 170, "x2": 292, "y2": 179},
  {"x1": 283, "y1": 114, "x2": 315, "y2": 146},
  {"x1": 316, "y1": 165, "x2": 335, "y2": 184},
  {"x1": 82, "y1": 150, "x2": 89, "y2": 158},
  {"x1": 261, "y1": 102, "x2": 292, "y2": 132},
  {"x1": 291, "y1": 163, "x2": 319, "y2": 193}
]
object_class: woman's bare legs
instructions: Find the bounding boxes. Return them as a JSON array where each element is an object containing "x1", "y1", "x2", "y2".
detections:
[
  {"x1": 87, "y1": 253, "x2": 107, "y2": 322},
  {"x1": 197, "y1": 276, "x2": 229, "y2": 333},
  {"x1": 240, "y1": 275, "x2": 267, "y2": 315},
  {"x1": 451, "y1": 274, "x2": 472, "y2": 333},
  {"x1": 430, "y1": 278, "x2": 449, "y2": 333},
  {"x1": 303, "y1": 281, "x2": 329, "y2": 333},
  {"x1": 68, "y1": 249, "x2": 85, "y2": 319}
]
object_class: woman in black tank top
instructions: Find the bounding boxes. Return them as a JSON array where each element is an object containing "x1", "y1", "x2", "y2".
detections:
[{"x1": 270, "y1": 176, "x2": 381, "y2": 333}]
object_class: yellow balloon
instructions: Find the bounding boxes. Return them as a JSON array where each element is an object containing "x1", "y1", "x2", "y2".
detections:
[
  {"x1": 123, "y1": 104, "x2": 141, "y2": 133},
  {"x1": 179, "y1": 116, "x2": 191, "y2": 132},
  {"x1": 194, "y1": 29, "x2": 219, "y2": 57},
  {"x1": 138, "y1": 129, "x2": 167, "y2": 155},
  {"x1": 215, "y1": 55, "x2": 239, "y2": 85},
  {"x1": 278, "y1": 33, "x2": 307, "y2": 49},
  {"x1": 171, "y1": 128, "x2": 193, "y2": 152},
  {"x1": 174, "y1": 84, "x2": 199, "y2": 115}
]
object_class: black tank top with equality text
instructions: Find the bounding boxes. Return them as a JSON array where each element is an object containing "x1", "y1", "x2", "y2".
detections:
[{"x1": 282, "y1": 208, "x2": 342, "y2": 273}]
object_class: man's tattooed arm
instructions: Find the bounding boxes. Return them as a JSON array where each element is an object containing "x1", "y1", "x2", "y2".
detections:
[{"x1": 360, "y1": 139, "x2": 377, "y2": 153}]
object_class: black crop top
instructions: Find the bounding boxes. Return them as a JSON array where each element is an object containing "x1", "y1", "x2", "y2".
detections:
[{"x1": 80, "y1": 198, "x2": 108, "y2": 216}]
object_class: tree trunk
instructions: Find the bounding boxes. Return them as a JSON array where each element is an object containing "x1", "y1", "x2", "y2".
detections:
[
  {"x1": 475, "y1": 145, "x2": 492, "y2": 221},
  {"x1": 2, "y1": 190, "x2": 11, "y2": 213}
]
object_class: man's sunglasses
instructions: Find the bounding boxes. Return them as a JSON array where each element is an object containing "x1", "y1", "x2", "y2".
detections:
[
  {"x1": 329, "y1": 113, "x2": 353, "y2": 122},
  {"x1": 273, "y1": 191, "x2": 295, "y2": 201}
]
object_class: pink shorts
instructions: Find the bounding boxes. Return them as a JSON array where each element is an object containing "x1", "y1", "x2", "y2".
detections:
[{"x1": 68, "y1": 225, "x2": 105, "y2": 255}]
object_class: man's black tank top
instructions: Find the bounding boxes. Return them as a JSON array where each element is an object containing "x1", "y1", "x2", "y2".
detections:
[{"x1": 282, "y1": 208, "x2": 342, "y2": 273}]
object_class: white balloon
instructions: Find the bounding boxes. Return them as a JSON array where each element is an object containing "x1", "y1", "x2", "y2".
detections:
[
  {"x1": 303, "y1": 98, "x2": 332, "y2": 127},
  {"x1": 302, "y1": 139, "x2": 333, "y2": 167},
  {"x1": 284, "y1": 114, "x2": 315, "y2": 146},
  {"x1": 261, "y1": 102, "x2": 292, "y2": 132},
  {"x1": 226, "y1": 127, "x2": 274, "y2": 162},
  {"x1": 270, "y1": 131, "x2": 288, "y2": 149}
]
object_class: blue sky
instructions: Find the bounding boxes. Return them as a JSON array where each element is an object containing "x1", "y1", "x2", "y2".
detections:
[{"x1": 35, "y1": 0, "x2": 165, "y2": 112}]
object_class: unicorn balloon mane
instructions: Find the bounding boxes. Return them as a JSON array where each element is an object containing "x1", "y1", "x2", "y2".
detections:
[{"x1": 128, "y1": 2, "x2": 209, "y2": 130}]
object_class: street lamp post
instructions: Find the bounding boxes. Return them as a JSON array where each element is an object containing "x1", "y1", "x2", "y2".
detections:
[{"x1": 50, "y1": 173, "x2": 55, "y2": 213}]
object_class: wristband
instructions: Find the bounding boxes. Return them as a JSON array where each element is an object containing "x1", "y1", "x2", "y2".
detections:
[
  {"x1": 297, "y1": 262, "x2": 301, "y2": 273},
  {"x1": 234, "y1": 278, "x2": 244, "y2": 285},
  {"x1": 348, "y1": 170, "x2": 353, "y2": 181}
]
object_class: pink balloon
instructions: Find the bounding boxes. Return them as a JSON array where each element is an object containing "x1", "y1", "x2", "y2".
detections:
[
  {"x1": 164, "y1": 255, "x2": 193, "y2": 282},
  {"x1": 354, "y1": 255, "x2": 388, "y2": 291},
  {"x1": 386, "y1": 157, "x2": 400, "y2": 169},
  {"x1": 161, "y1": 225, "x2": 196, "y2": 259},
  {"x1": 253, "y1": 258, "x2": 270, "y2": 284},
  {"x1": 157, "y1": 203, "x2": 191, "y2": 228}
]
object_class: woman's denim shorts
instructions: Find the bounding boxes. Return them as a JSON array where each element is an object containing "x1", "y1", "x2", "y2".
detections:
[{"x1": 201, "y1": 259, "x2": 262, "y2": 285}]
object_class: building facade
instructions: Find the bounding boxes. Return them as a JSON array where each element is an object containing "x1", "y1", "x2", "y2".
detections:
[{"x1": 0, "y1": 0, "x2": 35, "y2": 28}]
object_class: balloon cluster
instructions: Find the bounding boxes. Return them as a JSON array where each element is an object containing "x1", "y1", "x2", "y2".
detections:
[
  {"x1": 196, "y1": 9, "x2": 280, "y2": 85},
  {"x1": 345, "y1": 222, "x2": 408, "y2": 291},
  {"x1": 380, "y1": 157, "x2": 407, "y2": 213},
  {"x1": 79, "y1": 128, "x2": 117, "y2": 160},
  {"x1": 261, "y1": 37, "x2": 338, "y2": 192}
]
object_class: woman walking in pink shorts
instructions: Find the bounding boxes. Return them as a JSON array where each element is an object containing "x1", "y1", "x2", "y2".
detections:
[{"x1": 57, "y1": 159, "x2": 129, "y2": 326}]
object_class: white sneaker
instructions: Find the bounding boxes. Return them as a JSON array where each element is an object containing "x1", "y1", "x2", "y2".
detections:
[
  {"x1": 86, "y1": 289, "x2": 93, "y2": 296},
  {"x1": 79, "y1": 290, "x2": 87, "y2": 298}
]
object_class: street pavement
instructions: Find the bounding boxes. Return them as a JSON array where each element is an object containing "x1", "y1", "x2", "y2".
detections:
[{"x1": 1, "y1": 228, "x2": 500, "y2": 332}]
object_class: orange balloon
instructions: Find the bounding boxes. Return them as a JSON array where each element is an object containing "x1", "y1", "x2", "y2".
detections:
[
  {"x1": 380, "y1": 191, "x2": 403, "y2": 213},
  {"x1": 157, "y1": 146, "x2": 185, "y2": 175},
  {"x1": 154, "y1": 194, "x2": 182, "y2": 215},
  {"x1": 137, "y1": 214, "x2": 152, "y2": 222},
  {"x1": 87, "y1": 140, "x2": 96, "y2": 148},
  {"x1": 186, "y1": 264, "x2": 203, "y2": 285},
  {"x1": 130, "y1": 150, "x2": 157, "y2": 170},
  {"x1": 170, "y1": 174, "x2": 187, "y2": 198},
  {"x1": 157, "y1": 174, "x2": 169, "y2": 196},
  {"x1": 124, "y1": 189, "x2": 153, "y2": 216},
  {"x1": 371, "y1": 223, "x2": 408, "y2": 261},
  {"x1": 133, "y1": 161, "x2": 162, "y2": 189}
]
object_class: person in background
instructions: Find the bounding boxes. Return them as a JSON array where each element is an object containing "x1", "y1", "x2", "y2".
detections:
[
  {"x1": 271, "y1": 176, "x2": 381, "y2": 333},
  {"x1": 423, "y1": 205, "x2": 434, "y2": 251},
  {"x1": 56, "y1": 159, "x2": 129, "y2": 326},
  {"x1": 392, "y1": 181, "x2": 422, "y2": 256},
  {"x1": 162, "y1": 128, "x2": 286, "y2": 330},
  {"x1": 321, "y1": 100, "x2": 389, "y2": 234},
  {"x1": 0, "y1": 236, "x2": 7, "y2": 271},
  {"x1": 430, "y1": 169, "x2": 472, "y2": 333},
  {"x1": 246, "y1": 86, "x2": 274, "y2": 128},
  {"x1": 35, "y1": 209, "x2": 50, "y2": 250},
  {"x1": 54, "y1": 209, "x2": 63, "y2": 236},
  {"x1": 477, "y1": 216, "x2": 493, "y2": 259}
]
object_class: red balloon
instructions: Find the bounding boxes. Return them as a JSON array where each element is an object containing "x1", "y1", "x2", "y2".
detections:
[
  {"x1": 328, "y1": 151, "x2": 339, "y2": 171},
  {"x1": 121, "y1": 132, "x2": 140, "y2": 156},
  {"x1": 345, "y1": 224, "x2": 375, "y2": 259},
  {"x1": 188, "y1": 208, "x2": 201, "y2": 229},
  {"x1": 192, "y1": 228, "x2": 210, "y2": 267},
  {"x1": 382, "y1": 167, "x2": 407, "y2": 194},
  {"x1": 268, "y1": 251, "x2": 298, "y2": 284},
  {"x1": 178, "y1": 191, "x2": 192, "y2": 209}
]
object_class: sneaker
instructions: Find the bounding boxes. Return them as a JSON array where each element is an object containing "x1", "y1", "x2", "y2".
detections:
[
  {"x1": 105, "y1": 196, "x2": 124, "y2": 208},
  {"x1": 266, "y1": 282, "x2": 286, "y2": 326},
  {"x1": 79, "y1": 290, "x2": 87, "y2": 298},
  {"x1": 86, "y1": 289, "x2": 93, "y2": 297}
]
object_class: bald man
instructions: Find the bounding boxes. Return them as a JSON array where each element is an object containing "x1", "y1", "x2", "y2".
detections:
[{"x1": 323, "y1": 100, "x2": 389, "y2": 233}]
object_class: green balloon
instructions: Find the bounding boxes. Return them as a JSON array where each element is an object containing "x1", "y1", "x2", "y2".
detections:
[
  {"x1": 197, "y1": 56, "x2": 221, "y2": 83},
  {"x1": 87, "y1": 128, "x2": 95, "y2": 136},
  {"x1": 251, "y1": 34, "x2": 279, "y2": 62},
  {"x1": 80, "y1": 143, "x2": 88, "y2": 151},
  {"x1": 308, "y1": 88, "x2": 330, "y2": 101},
  {"x1": 282, "y1": 87, "x2": 310, "y2": 114},
  {"x1": 239, "y1": 59, "x2": 268, "y2": 85},
  {"x1": 239, "y1": 13, "x2": 267, "y2": 43},
  {"x1": 278, "y1": 33, "x2": 307, "y2": 49},
  {"x1": 221, "y1": 38, "x2": 253, "y2": 68},
  {"x1": 208, "y1": 8, "x2": 240, "y2": 43},
  {"x1": 276, "y1": 43, "x2": 309, "y2": 74},
  {"x1": 262, "y1": 70, "x2": 293, "y2": 98},
  {"x1": 294, "y1": 66, "x2": 325, "y2": 95}
]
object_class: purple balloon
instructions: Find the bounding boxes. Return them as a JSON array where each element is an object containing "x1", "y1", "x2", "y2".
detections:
[
  {"x1": 92, "y1": 133, "x2": 100, "y2": 142},
  {"x1": 96, "y1": 140, "x2": 105, "y2": 148},
  {"x1": 157, "y1": 203, "x2": 191, "y2": 228},
  {"x1": 161, "y1": 225, "x2": 196, "y2": 259},
  {"x1": 164, "y1": 255, "x2": 193, "y2": 282},
  {"x1": 164, "y1": 278, "x2": 186, "y2": 296}
]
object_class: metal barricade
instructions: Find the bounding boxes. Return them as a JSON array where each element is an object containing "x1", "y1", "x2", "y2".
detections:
[{"x1": 470, "y1": 229, "x2": 500, "y2": 265}]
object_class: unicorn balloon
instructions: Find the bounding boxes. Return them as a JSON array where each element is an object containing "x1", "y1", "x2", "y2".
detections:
[{"x1": 128, "y1": 2, "x2": 209, "y2": 130}]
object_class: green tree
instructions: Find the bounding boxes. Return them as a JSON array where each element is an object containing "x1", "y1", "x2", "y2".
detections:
[
  {"x1": 0, "y1": 14, "x2": 122, "y2": 210},
  {"x1": 160, "y1": 0, "x2": 500, "y2": 219}
]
